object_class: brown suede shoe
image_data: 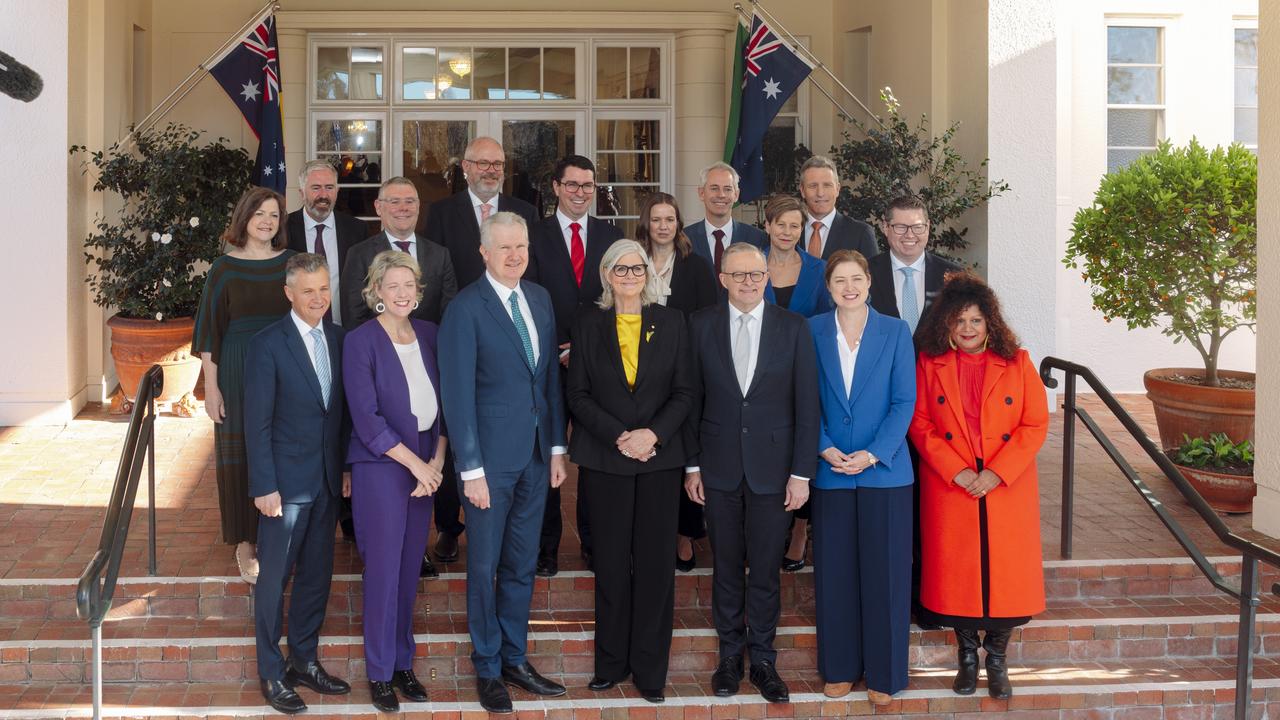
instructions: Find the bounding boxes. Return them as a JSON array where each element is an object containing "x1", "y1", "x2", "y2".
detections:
[
  {"x1": 823, "y1": 682, "x2": 852, "y2": 698},
  {"x1": 867, "y1": 689, "x2": 894, "y2": 706}
]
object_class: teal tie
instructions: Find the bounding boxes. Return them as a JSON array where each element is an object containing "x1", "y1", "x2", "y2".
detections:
[
  {"x1": 900, "y1": 267, "x2": 920, "y2": 333},
  {"x1": 310, "y1": 327, "x2": 331, "y2": 406},
  {"x1": 509, "y1": 291, "x2": 536, "y2": 371}
]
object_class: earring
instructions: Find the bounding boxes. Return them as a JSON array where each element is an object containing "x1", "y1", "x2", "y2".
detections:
[
  {"x1": 413, "y1": 300, "x2": 420, "y2": 310},
  {"x1": 948, "y1": 337, "x2": 957, "y2": 350},
  {"x1": 375, "y1": 302, "x2": 386, "y2": 313}
]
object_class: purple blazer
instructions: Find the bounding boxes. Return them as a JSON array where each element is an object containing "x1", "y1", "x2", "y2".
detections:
[{"x1": 342, "y1": 318, "x2": 446, "y2": 465}]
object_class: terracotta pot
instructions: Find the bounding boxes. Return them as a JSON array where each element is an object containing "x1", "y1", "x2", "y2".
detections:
[
  {"x1": 1142, "y1": 368, "x2": 1255, "y2": 450},
  {"x1": 107, "y1": 315, "x2": 201, "y2": 404},
  {"x1": 1173, "y1": 464, "x2": 1256, "y2": 514}
]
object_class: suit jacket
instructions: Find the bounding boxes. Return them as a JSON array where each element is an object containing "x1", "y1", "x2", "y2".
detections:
[
  {"x1": 243, "y1": 315, "x2": 347, "y2": 503},
  {"x1": 809, "y1": 307, "x2": 916, "y2": 490},
  {"x1": 664, "y1": 251, "x2": 718, "y2": 316},
  {"x1": 285, "y1": 209, "x2": 367, "y2": 272},
  {"x1": 424, "y1": 191, "x2": 539, "y2": 289},
  {"x1": 868, "y1": 251, "x2": 961, "y2": 327},
  {"x1": 688, "y1": 302, "x2": 820, "y2": 494},
  {"x1": 525, "y1": 214, "x2": 625, "y2": 344},
  {"x1": 438, "y1": 278, "x2": 567, "y2": 476},
  {"x1": 685, "y1": 220, "x2": 769, "y2": 269},
  {"x1": 340, "y1": 232, "x2": 458, "y2": 329},
  {"x1": 809, "y1": 213, "x2": 879, "y2": 261},
  {"x1": 342, "y1": 318, "x2": 446, "y2": 466},
  {"x1": 566, "y1": 304, "x2": 696, "y2": 474},
  {"x1": 764, "y1": 248, "x2": 832, "y2": 318}
]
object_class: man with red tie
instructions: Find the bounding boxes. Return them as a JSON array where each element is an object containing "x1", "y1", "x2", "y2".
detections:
[
  {"x1": 684, "y1": 162, "x2": 768, "y2": 276},
  {"x1": 525, "y1": 155, "x2": 623, "y2": 577}
]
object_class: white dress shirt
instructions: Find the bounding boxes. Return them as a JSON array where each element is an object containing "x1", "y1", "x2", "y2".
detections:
[
  {"x1": 556, "y1": 208, "x2": 590, "y2": 257},
  {"x1": 469, "y1": 188, "x2": 497, "y2": 228},
  {"x1": 890, "y1": 252, "x2": 927, "y2": 319},
  {"x1": 303, "y1": 213, "x2": 342, "y2": 325},
  {"x1": 290, "y1": 310, "x2": 325, "y2": 377},
  {"x1": 703, "y1": 218, "x2": 734, "y2": 260},
  {"x1": 804, "y1": 209, "x2": 838, "y2": 256},
  {"x1": 392, "y1": 339, "x2": 438, "y2": 432},
  {"x1": 834, "y1": 315, "x2": 862, "y2": 400}
]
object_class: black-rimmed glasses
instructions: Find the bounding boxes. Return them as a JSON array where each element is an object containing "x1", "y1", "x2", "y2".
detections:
[{"x1": 611, "y1": 264, "x2": 647, "y2": 278}]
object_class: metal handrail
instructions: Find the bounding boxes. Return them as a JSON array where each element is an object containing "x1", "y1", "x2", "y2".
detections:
[
  {"x1": 1040, "y1": 356, "x2": 1279, "y2": 720},
  {"x1": 75, "y1": 364, "x2": 163, "y2": 720}
]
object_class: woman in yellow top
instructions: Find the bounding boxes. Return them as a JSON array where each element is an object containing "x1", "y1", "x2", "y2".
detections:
[{"x1": 566, "y1": 239, "x2": 698, "y2": 703}]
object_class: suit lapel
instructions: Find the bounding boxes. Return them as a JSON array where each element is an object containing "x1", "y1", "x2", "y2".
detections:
[
  {"x1": 745, "y1": 305, "x2": 779, "y2": 397},
  {"x1": 711, "y1": 304, "x2": 739, "y2": 396},
  {"x1": 814, "y1": 314, "x2": 847, "y2": 401},
  {"x1": 980, "y1": 352, "x2": 1010, "y2": 407},
  {"x1": 634, "y1": 305, "x2": 661, "y2": 390},
  {"x1": 933, "y1": 351, "x2": 969, "y2": 440},
  {"x1": 482, "y1": 282, "x2": 534, "y2": 375},
  {"x1": 283, "y1": 321, "x2": 327, "y2": 409},
  {"x1": 525, "y1": 281, "x2": 554, "y2": 376},
  {"x1": 849, "y1": 311, "x2": 888, "y2": 405},
  {"x1": 601, "y1": 308, "x2": 629, "y2": 391}
]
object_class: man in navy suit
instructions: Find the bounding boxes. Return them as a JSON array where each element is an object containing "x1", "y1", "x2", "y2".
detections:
[
  {"x1": 685, "y1": 161, "x2": 769, "y2": 275},
  {"x1": 285, "y1": 160, "x2": 370, "y2": 327},
  {"x1": 439, "y1": 212, "x2": 570, "y2": 714},
  {"x1": 525, "y1": 154, "x2": 623, "y2": 576},
  {"x1": 684, "y1": 243, "x2": 820, "y2": 705},
  {"x1": 799, "y1": 155, "x2": 879, "y2": 262},
  {"x1": 244, "y1": 253, "x2": 351, "y2": 715}
]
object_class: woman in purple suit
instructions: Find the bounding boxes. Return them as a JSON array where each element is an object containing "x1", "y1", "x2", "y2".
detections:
[{"x1": 343, "y1": 250, "x2": 447, "y2": 713}]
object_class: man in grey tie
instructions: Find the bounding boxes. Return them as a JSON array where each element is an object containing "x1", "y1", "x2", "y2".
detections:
[{"x1": 683, "y1": 243, "x2": 820, "y2": 704}]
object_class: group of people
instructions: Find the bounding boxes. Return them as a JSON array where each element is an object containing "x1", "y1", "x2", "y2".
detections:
[{"x1": 190, "y1": 138, "x2": 1049, "y2": 716}]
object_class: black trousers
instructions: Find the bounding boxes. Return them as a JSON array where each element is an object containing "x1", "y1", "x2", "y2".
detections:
[
  {"x1": 704, "y1": 480, "x2": 791, "y2": 664},
  {"x1": 583, "y1": 467, "x2": 680, "y2": 689},
  {"x1": 431, "y1": 452, "x2": 465, "y2": 537},
  {"x1": 678, "y1": 489, "x2": 706, "y2": 539}
]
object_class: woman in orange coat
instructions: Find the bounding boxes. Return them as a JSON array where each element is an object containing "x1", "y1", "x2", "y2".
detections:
[{"x1": 908, "y1": 272, "x2": 1048, "y2": 700}]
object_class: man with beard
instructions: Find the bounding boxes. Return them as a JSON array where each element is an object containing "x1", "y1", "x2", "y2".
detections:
[{"x1": 286, "y1": 160, "x2": 370, "y2": 327}]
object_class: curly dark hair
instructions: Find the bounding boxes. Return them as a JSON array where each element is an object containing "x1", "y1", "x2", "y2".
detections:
[{"x1": 915, "y1": 271, "x2": 1021, "y2": 360}]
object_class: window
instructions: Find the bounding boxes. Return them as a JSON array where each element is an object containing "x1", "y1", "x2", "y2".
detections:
[
  {"x1": 1106, "y1": 25, "x2": 1164, "y2": 172},
  {"x1": 312, "y1": 113, "x2": 387, "y2": 223},
  {"x1": 594, "y1": 45, "x2": 663, "y2": 101},
  {"x1": 594, "y1": 113, "x2": 662, "y2": 236},
  {"x1": 398, "y1": 45, "x2": 577, "y2": 101},
  {"x1": 315, "y1": 44, "x2": 385, "y2": 101},
  {"x1": 1234, "y1": 27, "x2": 1258, "y2": 150}
]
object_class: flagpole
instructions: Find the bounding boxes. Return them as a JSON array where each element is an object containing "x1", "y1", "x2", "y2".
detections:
[
  {"x1": 120, "y1": 0, "x2": 278, "y2": 148},
  {"x1": 736, "y1": 1, "x2": 885, "y2": 129}
]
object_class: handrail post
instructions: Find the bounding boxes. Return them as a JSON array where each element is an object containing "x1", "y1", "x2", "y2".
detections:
[
  {"x1": 1235, "y1": 554, "x2": 1259, "y2": 720},
  {"x1": 147, "y1": 396, "x2": 157, "y2": 577},
  {"x1": 1060, "y1": 372, "x2": 1076, "y2": 559},
  {"x1": 91, "y1": 620, "x2": 102, "y2": 720}
]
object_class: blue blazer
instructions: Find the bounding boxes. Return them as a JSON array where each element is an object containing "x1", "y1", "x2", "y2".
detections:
[
  {"x1": 765, "y1": 248, "x2": 832, "y2": 318},
  {"x1": 686, "y1": 220, "x2": 768, "y2": 267},
  {"x1": 243, "y1": 314, "x2": 347, "y2": 503},
  {"x1": 438, "y1": 278, "x2": 567, "y2": 477},
  {"x1": 342, "y1": 318, "x2": 446, "y2": 466},
  {"x1": 809, "y1": 307, "x2": 916, "y2": 490}
]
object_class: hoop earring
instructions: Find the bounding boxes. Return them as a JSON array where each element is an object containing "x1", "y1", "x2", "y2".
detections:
[
  {"x1": 413, "y1": 300, "x2": 420, "y2": 310},
  {"x1": 375, "y1": 302, "x2": 386, "y2": 313},
  {"x1": 948, "y1": 337, "x2": 957, "y2": 350}
]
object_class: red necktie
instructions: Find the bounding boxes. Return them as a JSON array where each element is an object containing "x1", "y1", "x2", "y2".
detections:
[
  {"x1": 712, "y1": 228, "x2": 726, "y2": 274},
  {"x1": 570, "y1": 222, "x2": 585, "y2": 286},
  {"x1": 394, "y1": 240, "x2": 411, "y2": 253}
]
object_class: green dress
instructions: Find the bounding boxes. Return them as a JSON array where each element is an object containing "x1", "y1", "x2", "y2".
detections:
[{"x1": 192, "y1": 250, "x2": 295, "y2": 545}]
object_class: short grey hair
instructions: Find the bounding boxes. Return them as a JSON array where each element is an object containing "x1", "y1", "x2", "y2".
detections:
[
  {"x1": 699, "y1": 161, "x2": 740, "y2": 188},
  {"x1": 285, "y1": 253, "x2": 329, "y2": 286},
  {"x1": 297, "y1": 159, "x2": 338, "y2": 189},
  {"x1": 720, "y1": 241, "x2": 767, "y2": 268},
  {"x1": 596, "y1": 239, "x2": 663, "y2": 309},
  {"x1": 479, "y1": 211, "x2": 529, "y2": 248},
  {"x1": 377, "y1": 176, "x2": 418, "y2": 199},
  {"x1": 362, "y1": 250, "x2": 423, "y2": 310},
  {"x1": 799, "y1": 155, "x2": 840, "y2": 185}
]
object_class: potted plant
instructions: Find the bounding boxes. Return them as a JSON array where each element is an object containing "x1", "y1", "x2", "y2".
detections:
[
  {"x1": 74, "y1": 123, "x2": 253, "y2": 414},
  {"x1": 1169, "y1": 433, "x2": 1255, "y2": 514},
  {"x1": 1066, "y1": 139, "x2": 1256, "y2": 449}
]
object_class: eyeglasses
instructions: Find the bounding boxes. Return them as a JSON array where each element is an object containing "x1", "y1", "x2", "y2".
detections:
[
  {"x1": 889, "y1": 223, "x2": 929, "y2": 237},
  {"x1": 557, "y1": 180, "x2": 597, "y2": 194},
  {"x1": 465, "y1": 159, "x2": 505, "y2": 171},
  {"x1": 721, "y1": 270, "x2": 767, "y2": 283},
  {"x1": 611, "y1": 264, "x2": 647, "y2": 278},
  {"x1": 378, "y1": 197, "x2": 419, "y2": 207}
]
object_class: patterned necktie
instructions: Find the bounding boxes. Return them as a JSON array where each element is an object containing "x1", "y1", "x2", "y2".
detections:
[
  {"x1": 900, "y1": 266, "x2": 921, "y2": 333},
  {"x1": 480, "y1": 203, "x2": 492, "y2": 223},
  {"x1": 807, "y1": 221, "x2": 824, "y2": 257},
  {"x1": 712, "y1": 228, "x2": 726, "y2": 274},
  {"x1": 310, "y1": 326, "x2": 331, "y2": 406},
  {"x1": 509, "y1": 290, "x2": 536, "y2": 371},
  {"x1": 733, "y1": 313, "x2": 753, "y2": 394},
  {"x1": 569, "y1": 222, "x2": 585, "y2": 286},
  {"x1": 394, "y1": 240, "x2": 411, "y2": 253},
  {"x1": 314, "y1": 225, "x2": 332, "y2": 321}
]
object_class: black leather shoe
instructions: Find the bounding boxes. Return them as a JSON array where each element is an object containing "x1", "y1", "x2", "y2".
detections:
[
  {"x1": 391, "y1": 668, "x2": 428, "y2": 702},
  {"x1": 675, "y1": 549, "x2": 696, "y2": 573},
  {"x1": 639, "y1": 687, "x2": 665, "y2": 703},
  {"x1": 749, "y1": 660, "x2": 790, "y2": 703},
  {"x1": 260, "y1": 678, "x2": 306, "y2": 714},
  {"x1": 711, "y1": 655, "x2": 743, "y2": 697},
  {"x1": 433, "y1": 531, "x2": 460, "y2": 563},
  {"x1": 420, "y1": 554, "x2": 439, "y2": 579},
  {"x1": 535, "y1": 555, "x2": 558, "y2": 578},
  {"x1": 501, "y1": 661, "x2": 566, "y2": 696},
  {"x1": 952, "y1": 628, "x2": 980, "y2": 695},
  {"x1": 587, "y1": 676, "x2": 616, "y2": 691},
  {"x1": 285, "y1": 660, "x2": 350, "y2": 695},
  {"x1": 369, "y1": 680, "x2": 399, "y2": 712},
  {"x1": 477, "y1": 677, "x2": 513, "y2": 714}
]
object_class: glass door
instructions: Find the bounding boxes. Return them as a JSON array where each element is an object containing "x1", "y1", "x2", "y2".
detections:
[
  {"x1": 394, "y1": 112, "x2": 486, "y2": 219},
  {"x1": 492, "y1": 111, "x2": 585, "y2": 219}
]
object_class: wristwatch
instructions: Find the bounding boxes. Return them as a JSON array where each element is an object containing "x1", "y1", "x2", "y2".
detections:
[{"x1": 866, "y1": 451, "x2": 879, "y2": 466}]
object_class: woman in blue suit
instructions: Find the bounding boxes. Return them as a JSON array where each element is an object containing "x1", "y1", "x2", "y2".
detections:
[
  {"x1": 763, "y1": 194, "x2": 831, "y2": 319},
  {"x1": 808, "y1": 249, "x2": 916, "y2": 705}
]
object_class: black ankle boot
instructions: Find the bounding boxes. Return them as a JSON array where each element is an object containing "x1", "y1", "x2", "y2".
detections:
[
  {"x1": 952, "y1": 628, "x2": 980, "y2": 695},
  {"x1": 983, "y1": 629, "x2": 1014, "y2": 699}
]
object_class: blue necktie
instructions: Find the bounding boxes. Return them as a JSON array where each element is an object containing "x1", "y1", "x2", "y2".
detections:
[
  {"x1": 900, "y1": 267, "x2": 920, "y2": 333},
  {"x1": 310, "y1": 326, "x2": 331, "y2": 406},
  {"x1": 509, "y1": 291, "x2": 536, "y2": 371}
]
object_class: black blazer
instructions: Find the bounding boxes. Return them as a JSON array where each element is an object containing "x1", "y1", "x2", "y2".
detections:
[
  {"x1": 868, "y1": 251, "x2": 961, "y2": 328},
  {"x1": 424, "y1": 191, "x2": 539, "y2": 289},
  {"x1": 525, "y1": 215, "x2": 625, "y2": 344},
  {"x1": 340, "y1": 233, "x2": 458, "y2": 328},
  {"x1": 665, "y1": 251, "x2": 718, "y2": 316},
  {"x1": 688, "y1": 302, "x2": 820, "y2": 494},
  {"x1": 566, "y1": 304, "x2": 697, "y2": 474},
  {"x1": 811, "y1": 213, "x2": 879, "y2": 261},
  {"x1": 285, "y1": 209, "x2": 367, "y2": 272}
]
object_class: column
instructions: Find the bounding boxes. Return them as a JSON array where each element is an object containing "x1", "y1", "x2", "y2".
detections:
[
  {"x1": 1253, "y1": 0, "x2": 1279, "y2": 537},
  {"x1": 277, "y1": 27, "x2": 308, "y2": 213},
  {"x1": 674, "y1": 29, "x2": 726, "y2": 218}
]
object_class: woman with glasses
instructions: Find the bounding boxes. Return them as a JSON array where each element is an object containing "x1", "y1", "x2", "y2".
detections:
[
  {"x1": 566, "y1": 239, "x2": 697, "y2": 703},
  {"x1": 635, "y1": 191, "x2": 717, "y2": 573}
]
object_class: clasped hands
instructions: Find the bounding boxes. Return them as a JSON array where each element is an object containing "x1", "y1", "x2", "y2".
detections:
[
  {"x1": 409, "y1": 458, "x2": 446, "y2": 498},
  {"x1": 953, "y1": 467, "x2": 1002, "y2": 498},
  {"x1": 821, "y1": 447, "x2": 875, "y2": 475},
  {"x1": 617, "y1": 428, "x2": 658, "y2": 461}
]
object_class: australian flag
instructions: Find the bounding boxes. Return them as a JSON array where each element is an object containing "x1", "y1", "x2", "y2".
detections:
[
  {"x1": 209, "y1": 12, "x2": 286, "y2": 193},
  {"x1": 728, "y1": 12, "x2": 814, "y2": 204}
]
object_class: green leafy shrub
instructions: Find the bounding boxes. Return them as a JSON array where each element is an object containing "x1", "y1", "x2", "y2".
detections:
[{"x1": 1172, "y1": 432, "x2": 1254, "y2": 470}]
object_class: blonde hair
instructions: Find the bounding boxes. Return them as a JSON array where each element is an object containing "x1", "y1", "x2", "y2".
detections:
[
  {"x1": 362, "y1": 250, "x2": 424, "y2": 310},
  {"x1": 596, "y1": 239, "x2": 663, "y2": 309}
]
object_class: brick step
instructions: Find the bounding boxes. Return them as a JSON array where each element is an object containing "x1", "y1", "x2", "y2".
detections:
[
  {"x1": 4, "y1": 556, "x2": 1276, "y2": 623},
  {"x1": 4, "y1": 662, "x2": 1280, "y2": 719}
]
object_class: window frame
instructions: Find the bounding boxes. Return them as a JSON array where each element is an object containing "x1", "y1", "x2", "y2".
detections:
[
  {"x1": 307, "y1": 110, "x2": 390, "y2": 222},
  {"x1": 590, "y1": 37, "x2": 674, "y2": 105},
  {"x1": 591, "y1": 107, "x2": 673, "y2": 230},
  {"x1": 391, "y1": 39, "x2": 587, "y2": 105},
  {"x1": 1233, "y1": 19, "x2": 1259, "y2": 150},
  {"x1": 310, "y1": 39, "x2": 392, "y2": 105},
  {"x1": 1104, "y1": 19, "x2": 1168, "y2": 172}
]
